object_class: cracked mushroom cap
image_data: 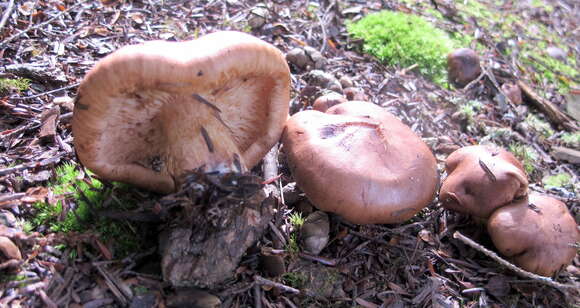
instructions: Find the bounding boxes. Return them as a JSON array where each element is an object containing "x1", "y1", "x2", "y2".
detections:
[
  {"x1": 487, "y1": 193, "x2": 579, "y2": 276},
  {"x1": 73, "y1": 31, "x2": 290, "y2": 193},
  {"x1": 439, "y1": 145, "x2": 528, "y2": 219},
  {"x1": 282, "y1": 101, "x2": 439, "y2": 224}
]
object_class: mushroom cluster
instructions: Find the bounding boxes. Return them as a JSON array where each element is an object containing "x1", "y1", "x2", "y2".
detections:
[
  {"x1": 441, "y1": 145, "x2": 579, "y2": 276},
  {"x1": 282, "y1": 100, "x2": 439, "y2": 224},
  {"x1": 73, "y1": 31, "x2": 291, "y2": 193}
]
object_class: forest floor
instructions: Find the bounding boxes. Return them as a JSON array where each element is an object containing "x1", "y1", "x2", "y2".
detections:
[{"x1": 0, "y1": 0, "x2": 578, "y2": 307}]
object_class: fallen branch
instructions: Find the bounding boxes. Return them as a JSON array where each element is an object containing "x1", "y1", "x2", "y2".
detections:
[
  {"x1": 517, "y1": 80, "x2": 578, "y2": 131},
  {"x1": 453, "y1": 231, "x2": 577, "y2": 291}
]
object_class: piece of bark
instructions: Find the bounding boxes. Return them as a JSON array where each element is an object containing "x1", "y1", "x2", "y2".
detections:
[
  {"x1": 39, "y1": 107, "x2": 60, "y2": 142},
  {"x1": 517, "y1": 81, "x2": 578, "y2": 131},
  {"x1": 551, "y1": 146, "x2": 580, "y2": 164},
  {"x1": 160, "y1": 172, "x2": 275, "y2": 288}
]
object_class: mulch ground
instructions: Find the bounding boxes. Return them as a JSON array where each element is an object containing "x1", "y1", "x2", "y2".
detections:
[{"x1": 0, "y1": 0, "x2": 578, "y2": 307}]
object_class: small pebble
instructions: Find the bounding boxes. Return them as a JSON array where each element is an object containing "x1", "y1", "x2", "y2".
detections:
[
  {"x1": 0, "y1": 236, "x2": 22, "y2": 260},
  {"x1": 339, "y1": 75, "x2": 354, "y2": 88},
  {"x1": 312, "y1": 92, "x2": 347, "y2": 112},
  {"x1": 0, "y1": 211, "x2": 17, "y2": 228},
  {"x1": 305, "y1": 70, "x2": 342, "y2": 93},
  {"x1": 300, "y1": 211, "x2": 330, "y2": 255},
  {"x1": 343, "y1": 87, "x2": 368, "y2": 101}
]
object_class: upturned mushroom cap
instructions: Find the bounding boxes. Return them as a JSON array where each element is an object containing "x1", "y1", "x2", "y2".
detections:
[
  {"x1": 73, "y1": 31, "x2": 290, "y2": 193},
  {"x1": 487, "y1": 193, "x2": 579, "y2": 276},
  {"x1": 439, "y1": 145, "x2": 528, "y2": 218},
  {"x1": 447, "y1": 48, "x2": 481, "y2": 88},
  {"x1": 282, "y1": 101, "x2": 439, "y2": 224}
]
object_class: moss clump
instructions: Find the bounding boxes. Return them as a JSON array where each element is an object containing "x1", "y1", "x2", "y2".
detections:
[
  {"x1": 0, "y1": 78, "x2": 30, "y2": 95},
  {"x1": 559, "y1": 132, "x2": 580, "y2": 148},
  {"x1": 347, "y1": 10, "x2": 457, "y2": 85},
  {"x1": 289, "y1": 212, "x2": 305, "y2": 228},
  {"x1": 542, "y1": 173, "x2": 572, "y2": 189},
  {"x1": 525, "y1": 113, "x2": 554, "y2": 138},
  {"x1": 32, "y1": 163, "x2": 141, "y2": 257},
  {"x1": 282, "y1": 271, "x2": 308, "y2": 289},
  {"x1": 520, "y1": 43, "x2": 579, "y2": 94}
]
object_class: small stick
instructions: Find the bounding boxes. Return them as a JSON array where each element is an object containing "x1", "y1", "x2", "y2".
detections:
[
  {"x1": 453, "y1": 231, "x2": 577, "y2": 290},
  {"x1": 262, "y1": 144, "x2": 280, "y2": 198},
  {"x1": 10, "y1": 83, "x2": 80, "y2": 101},
  {"x1": 253, "y1": 284, "x2": 262, "y2": 308},
  {"x1": 0, "y1": 0, "x2": 15, "y2": 32},
  {"x1": 0, "y1": 192, "x2": 25, "y2": 203},
  {"x1": 478, "y1": 159, "x2": 497, "y2": 182},
  {"x1": 253, "y1": 275, "x2": 300, "y2": 294}
]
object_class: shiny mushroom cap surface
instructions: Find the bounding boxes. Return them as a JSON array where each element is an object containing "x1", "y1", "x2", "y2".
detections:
[
  {"x1": 487, "y1": 193, "x2": 579, "y2": 276},
  {"x1": 73, "y1": 31, "x2": 290, "y2": 193},
  {"x1": 439, "y1": 145, "x2": 528, "y2": 218},
  {"x1": 447, "y1": 48, "x2": 481, "y2": 88},
  {"x1": 282, "y1": 101, "x2": 439, "y2": 224}
]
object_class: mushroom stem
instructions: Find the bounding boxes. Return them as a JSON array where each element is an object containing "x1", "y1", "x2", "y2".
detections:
[{"x1": 158, "y1": 94, "x2": 246, "y2": 187}]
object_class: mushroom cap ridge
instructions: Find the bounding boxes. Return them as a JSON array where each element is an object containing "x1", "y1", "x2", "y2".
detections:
[
  {"x1": 282, "y1": 101, "x2": 439, "y2": 224},
  {"x1": 73, "y1": 31, "x2": 290, "y2": 193},
  {"x1": 487, "y1": 193, "x2": 579, "y2": 276}
]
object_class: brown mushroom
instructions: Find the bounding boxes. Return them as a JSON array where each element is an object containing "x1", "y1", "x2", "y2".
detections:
[
  {"x1": 439, "y1": 145, "x2": 528, "y2": 219},
  {"x1": 312, "y1": 92, "x2": 347, "y2": 112},
  {"x1": 282, "y1": 101, "x2": 439, "y2": 224},
  {"x1": 73, "y1": 31, "x2": 290, "y2": 193},
  {"x1": 487, "y1": 193, "x2": 579, "y2": 276},
  {"x1": 447, "y1": 48, "x2": 481, "y2": 88}
]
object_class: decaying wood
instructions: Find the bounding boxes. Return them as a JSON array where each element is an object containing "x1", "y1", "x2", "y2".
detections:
[
  {"x1": 38, "y1": 107, "x2": 60, "y2": 142},
  {"x1": 160, "y1": 172, "x2": 276, "y2": 288},
  {"x1": 453, "y1": 231, "x2": 577, "y2": 291},
  {"x1": 517, "y1": 81, "x2": 578, "y2": 131}
]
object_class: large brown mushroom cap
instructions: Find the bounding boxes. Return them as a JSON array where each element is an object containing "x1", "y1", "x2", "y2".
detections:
[
  {"x1": 487, "y1": 193, "x2": 579, "y2": 276},
  {"x1": 73, "y1": 31, "x2": 290, "y2": 193},
  {"x1": 282, "y1": 101, "x2": 439, "y2": 224},
  {"x1": 439, "y1": 145, "x2": 528, "y2": 218}
]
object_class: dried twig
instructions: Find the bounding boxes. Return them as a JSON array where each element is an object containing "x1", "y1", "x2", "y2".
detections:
[
  {"x1": 0, "y1": 0, "x2": 15, "y2": 32},
  {"x1": 262, "y1": 144, "x2": 280, "y2": 198},
  {"x1": 478, "y1": 159, "x2": 497, "y2": 182},
  {"x1": 253, "y1": 284, "x2": 263, "y2": 308},
  {"x1": 0, "y1": 192, "x2": 25, "y2": 203},
  {"x1": 9, "y1": 83, "x2": 80, "y2": 101},
  {"x1": 517, "y1": 80, "x2": 578, "y2": 131},
  {"x1": 453, "y1": 231, "x2": 577, "y2": 290},
  {"x1": 253, "y1": 275, "x2": 300, "y2": 294}
]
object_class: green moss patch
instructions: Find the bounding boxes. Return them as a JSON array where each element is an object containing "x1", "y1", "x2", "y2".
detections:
[
  {"x1": 347, "y1": 10, "x2": 460, "y2": 85},
  {"x1": 31, "y1": 163, "x2": 142, "y2": 257},
  {"x1": 0, "y1": 78, "x2": 30, "y2": 95},
  {"x1": 542, "y1": 173, "x2": 572, "y2": 189}
]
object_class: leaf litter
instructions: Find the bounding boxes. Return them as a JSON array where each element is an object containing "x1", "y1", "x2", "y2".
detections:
[{"x1": 0, "y1": 0, "x2": 578, "y2": 307}]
